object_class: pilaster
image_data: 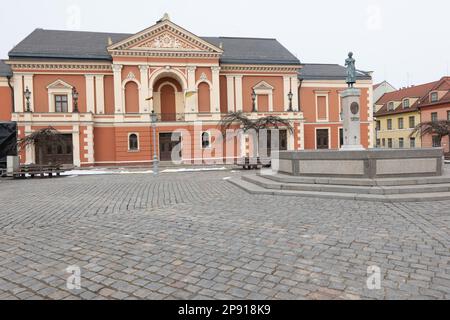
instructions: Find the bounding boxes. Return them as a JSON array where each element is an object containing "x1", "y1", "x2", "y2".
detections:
[
  {"x1": 211, "y1": 66, "x2": 221, "y2": 113},
  {"x1": 235, "y1": 76, "x2": 243, "y2": 112},
  {"x1": 13, "y1": 74, "x2": 24, "y2": 113},
  {"x1": 85, "y1": 75, "x2": 95, "y2": 113},
  {"x1": 226, "y1": 76, "x2": 235, "y2": 112},
  {"x1": 139, "y1": 65, "x2": 150, "y2": 113},
  {"x1": 95, "y1": 75, "x2": 105, "y2": 114},
  {"x1": 112, "y1": 64, "x2": 123, "y2": 114}
]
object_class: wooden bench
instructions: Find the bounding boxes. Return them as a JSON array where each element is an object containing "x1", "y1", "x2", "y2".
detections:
[{"x1": 12, "y1": 164, "x2": 67, "y2": 179}]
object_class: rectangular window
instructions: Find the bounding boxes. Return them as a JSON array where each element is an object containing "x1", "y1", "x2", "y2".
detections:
[
  {"x1": 376, "y1": 121, "x2": 381, "y2": 131},
  {"x1": 398, "y1": 118, "x2": 404, "y2": 129},
  {"x1": 376, "y1": 139, "x2": 381, "y2": 148},
  {"x1": 432, "y1": 135, "x2": 441, "y2": 147},
  {"x1": 410, "y1": 137, "x2": 416, "y2": 148},
  {"x1": 202, "y1": 132, "x2": 211, "y2": 149},
  {"x1": 55, "y1": 95, "x2": 68, "y2": 113},
  {"x1": 403, "y1": 99, "x2": 410, "y2": 108},
  {"x1": 409, "y1": 116, "x2": 415, "y2": 128},
  {"x1": 339, "y1": 128, "x2": 344, "y2": 148},
  {"x1": 388, "y1": 102, "x2": 394, "y2": 111},
  {"x1": 430, "y1": 92, "x2": 438, "y2": 103},
  {"x1": 447, "y1": 111, "x2": 450, "y2": 121},
  {"x1": 387, "y1": 119, "x2": 392, "y2": 130},
  {"x1": 382, "y1": 138, "x2": 386, "y2": 147},
  {"x1": 399, "y1": 138, "x2": 404, "y2": 148},
  {"x1": 431, "y1": 112, "x2": 438, "y2": 122},
  {"x1": 388, "y1": 138, "x2": 393, "y2": 148}
]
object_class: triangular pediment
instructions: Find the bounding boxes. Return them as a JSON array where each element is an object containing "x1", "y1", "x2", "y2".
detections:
[
  {"x1": 46, "y1": 79, "x2": 73, "y2": 89},
  {"x1": 253, "y1": 81, "x2": 274, "y2": 90},
  {"x1": 108, "y1": 18, "x2": 223, "y2": 54}
]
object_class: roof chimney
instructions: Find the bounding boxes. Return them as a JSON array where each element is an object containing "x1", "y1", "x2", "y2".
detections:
[{"x1": 107, "y1": 37, "x2": 113, "y2": 46}]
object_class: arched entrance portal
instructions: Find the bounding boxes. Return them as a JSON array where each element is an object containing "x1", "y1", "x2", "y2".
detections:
[{"x1": 153, "y1": 77, "x2": 184, "y2": 122}]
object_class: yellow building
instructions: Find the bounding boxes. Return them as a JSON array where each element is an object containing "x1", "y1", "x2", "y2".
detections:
[{"x1": 374, "y1": 81, "x2": 439, "y2": 149}]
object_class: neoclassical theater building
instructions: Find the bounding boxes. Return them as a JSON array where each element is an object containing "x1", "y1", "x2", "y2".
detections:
[{"x1": 0, "y1": 15, "x2": 373, "y2": 167}]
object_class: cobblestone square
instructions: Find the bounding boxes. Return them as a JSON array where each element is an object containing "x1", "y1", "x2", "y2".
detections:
[{"x1": 0, "y1": 170, "x2": 449, "y2": 300}]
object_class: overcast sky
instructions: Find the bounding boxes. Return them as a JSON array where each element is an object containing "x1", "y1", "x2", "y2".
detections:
[{"x1": 1, "y1": 0, "x2": 448, "y2": 88}]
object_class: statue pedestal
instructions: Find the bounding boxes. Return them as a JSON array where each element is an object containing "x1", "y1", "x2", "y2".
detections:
[{"x1": 340, "y1": 88, "x2": 365, "y2": 151}]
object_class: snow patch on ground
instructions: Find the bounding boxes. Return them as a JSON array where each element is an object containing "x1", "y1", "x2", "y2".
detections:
[
  {"x1": 161, "y1": 167, "x2": 227, "y2": 173},
  {"x1": 61, "y1": 167, "x2": 227, "y2": 176}
]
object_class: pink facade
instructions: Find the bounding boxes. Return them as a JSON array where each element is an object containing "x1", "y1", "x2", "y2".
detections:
[{"x1": 0, "y1": 16, "x2": 374, "y2": 167}]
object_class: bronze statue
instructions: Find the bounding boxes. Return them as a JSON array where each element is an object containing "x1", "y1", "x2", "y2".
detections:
[{"x1": 345, "y1": 52, "x2": 356, "y2": 87}]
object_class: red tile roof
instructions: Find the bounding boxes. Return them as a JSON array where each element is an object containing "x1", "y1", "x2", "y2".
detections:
[{"x1": 375, "y1": 80, "x2": 439, "y2": 116}]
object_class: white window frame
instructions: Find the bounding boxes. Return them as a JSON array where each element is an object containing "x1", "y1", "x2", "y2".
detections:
[
  {"x1": 253, "y1": 81, "x2": 274, "y2": 112},
  {"x1": 128, "y1": 133, "x2": 140, "y2": 152},
  {"x1": 403, "y1": 99, "x2": 410, "y2": 109},
  {"x1": 47, "y1": 80, "x2": 74, "y2": 113},
  {"x1": 314, "y1": 127, "x2": 331, "y2": 150},
  {"x1": 315, "y1": 92, "x2": 330, "y2": 122},
  {"x1": 388, "y1": 101, "x2": 394, "y2": 111}
]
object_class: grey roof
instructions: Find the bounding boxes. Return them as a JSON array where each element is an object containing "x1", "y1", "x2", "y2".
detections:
[
  {"x1": 9, "y1": 29, "x2": 301, "y2": 65},
  {"x1": 9, "y1": 29, "x2": 130, "y2": 61},
  {"x1": 0, "y1": 60, "x2": 12, "y2": 77},
  {"x1": 203, "y1": 37, "x2": 300, "y2": 65},
  {"x1": 299, "y1": 63, "x2": 372, "y2": 81}
]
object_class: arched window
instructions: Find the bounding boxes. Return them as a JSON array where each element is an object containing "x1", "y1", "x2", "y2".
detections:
[
  {"x1": 202, "y1": 132, "x2": 210, "y2": 149},
  {"x1": 129, "y1": 134, "x2": 139, "y2": 151}
]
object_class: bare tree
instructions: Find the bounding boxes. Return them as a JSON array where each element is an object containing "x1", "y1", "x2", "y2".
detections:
[
  {"x1": 219, "y1": 112, "x2": 294, "y2": 159},
  {"x1": 410, "y1": 120, "x2": 450, "y2": 148},
  {"x1": 18, "y1": 127, "x2": 66, "y2": 151}
]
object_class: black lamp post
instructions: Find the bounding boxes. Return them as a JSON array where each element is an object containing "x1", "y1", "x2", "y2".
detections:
[
  {"x1": 251, "y1": 90, "x2": 257, "y2": 113},
  {"x1": 72, "y1": 87, "x2": 79, "y2": 113},
  {"x1": 150, "y1": 110, "x2": 159, "y2": 176},
  {"x1": 24, "y1": 87, "x2": 31, "y2": 112},
  {"x1": 288, "y1": 91, "x2": 293, "y2": 112}
]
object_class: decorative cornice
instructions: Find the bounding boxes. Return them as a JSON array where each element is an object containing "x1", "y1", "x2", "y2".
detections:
[
  {"x1": 220, "y1": 64, "x2": 300, "y2": 73},
  {"x1": 9, "y1": 62, "x2": 112, "y2": 72}
]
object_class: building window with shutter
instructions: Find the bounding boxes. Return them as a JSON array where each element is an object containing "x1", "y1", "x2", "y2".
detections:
[
  {"x1": 431, "y1": 112, "x2": 438, "y2": 122},
  {"x1": 409, "y1": 116, "x2": 415, "y2": 128},
  {"x1": 398, "y1": 118, "x2": 404, "y2": 129}
]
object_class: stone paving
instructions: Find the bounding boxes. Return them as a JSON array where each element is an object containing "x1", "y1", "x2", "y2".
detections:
[{"x1": 0, "y1": 170, "x2": 449, "y2": 300}]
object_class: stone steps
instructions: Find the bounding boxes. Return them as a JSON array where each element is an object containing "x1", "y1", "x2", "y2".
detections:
[
  {"x1": 229, "y1": 175, "x2": 450, "y2": 202},
  {"x1": 262, "y1": 172, "x2": 450, "y2": 187},
  {"x1": 242, "y1": 175, "x2": 450, "y2": 195}
]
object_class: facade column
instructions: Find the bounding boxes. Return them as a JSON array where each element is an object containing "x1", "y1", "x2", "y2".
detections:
[
  {"x1": 95, "y1": 75, "x2": 105, "y2": 114},
  {"x1": 23, "y1": 74, "x2": 34, "y2": 112},
  {"x1": 299, "y1": 121, "x2": 305, "y2": 150},
  {"x1": 112, "y1": 64, "x2": 123, "y2": 114},
  {"x1": 290, "y1": 76, "x2": 299, "y2": 111},
  {"x1": 211, "y1": 66, "x2": 221, "y2": 113},
  {"x1": 24, "y1": 124, "x2": 34, "y2": 164},
  {"x1": 85, "y1": 75, "x2": 95, "y2": 113},
  {"x1": 13, "y1": 74, "x2": 24, "y2": 113},
  {"x1": 139, "y1": 65, "x2": 150, "y2": 113},
  {"x1": 226, "y1": 76, "x2": 235, "y2": 112},
  {"x1": 283, "y1": 76, "x2": 290, "y2": 111},
  {"x1": 84, "y1": 124, "x2": 95, "y2": 165},
  {"x1": 72, "y1": 123, "x2": 81, "y2": 167},
  {"x1": 186, "y1": 66, "x2": 197, "y2": 112},
  {"x1": 234, "y1": 76, "x2": 243, "y2": 112}
]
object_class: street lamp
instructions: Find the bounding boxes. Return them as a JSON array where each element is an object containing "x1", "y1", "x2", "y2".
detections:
[
  {"x1": 150, "y1": 110, "x2": 159, "y2": 176},
  {"x1": 251, "y1": 90, "x2": 257, "y2": 113},
  {"x1": 24, "y1": 87, "x2": 31, "y2": 112},
  {"x1": 288, "y1": 91, "x2": 293, "y2": 112},
  {"x1": 72, "y1": 87, "x2": 79, "y2": 113}
]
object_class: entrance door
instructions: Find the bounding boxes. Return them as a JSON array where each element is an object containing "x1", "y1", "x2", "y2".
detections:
[
  {"x1": 35, "y1": 134, "x2": 73, "y2": 165},
  {"x1": 159, "y1": 133, "x2": 181, "y2": 162},
  {"x1": 316, "y1": 129, "x2": 329, "y2": 149}
]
